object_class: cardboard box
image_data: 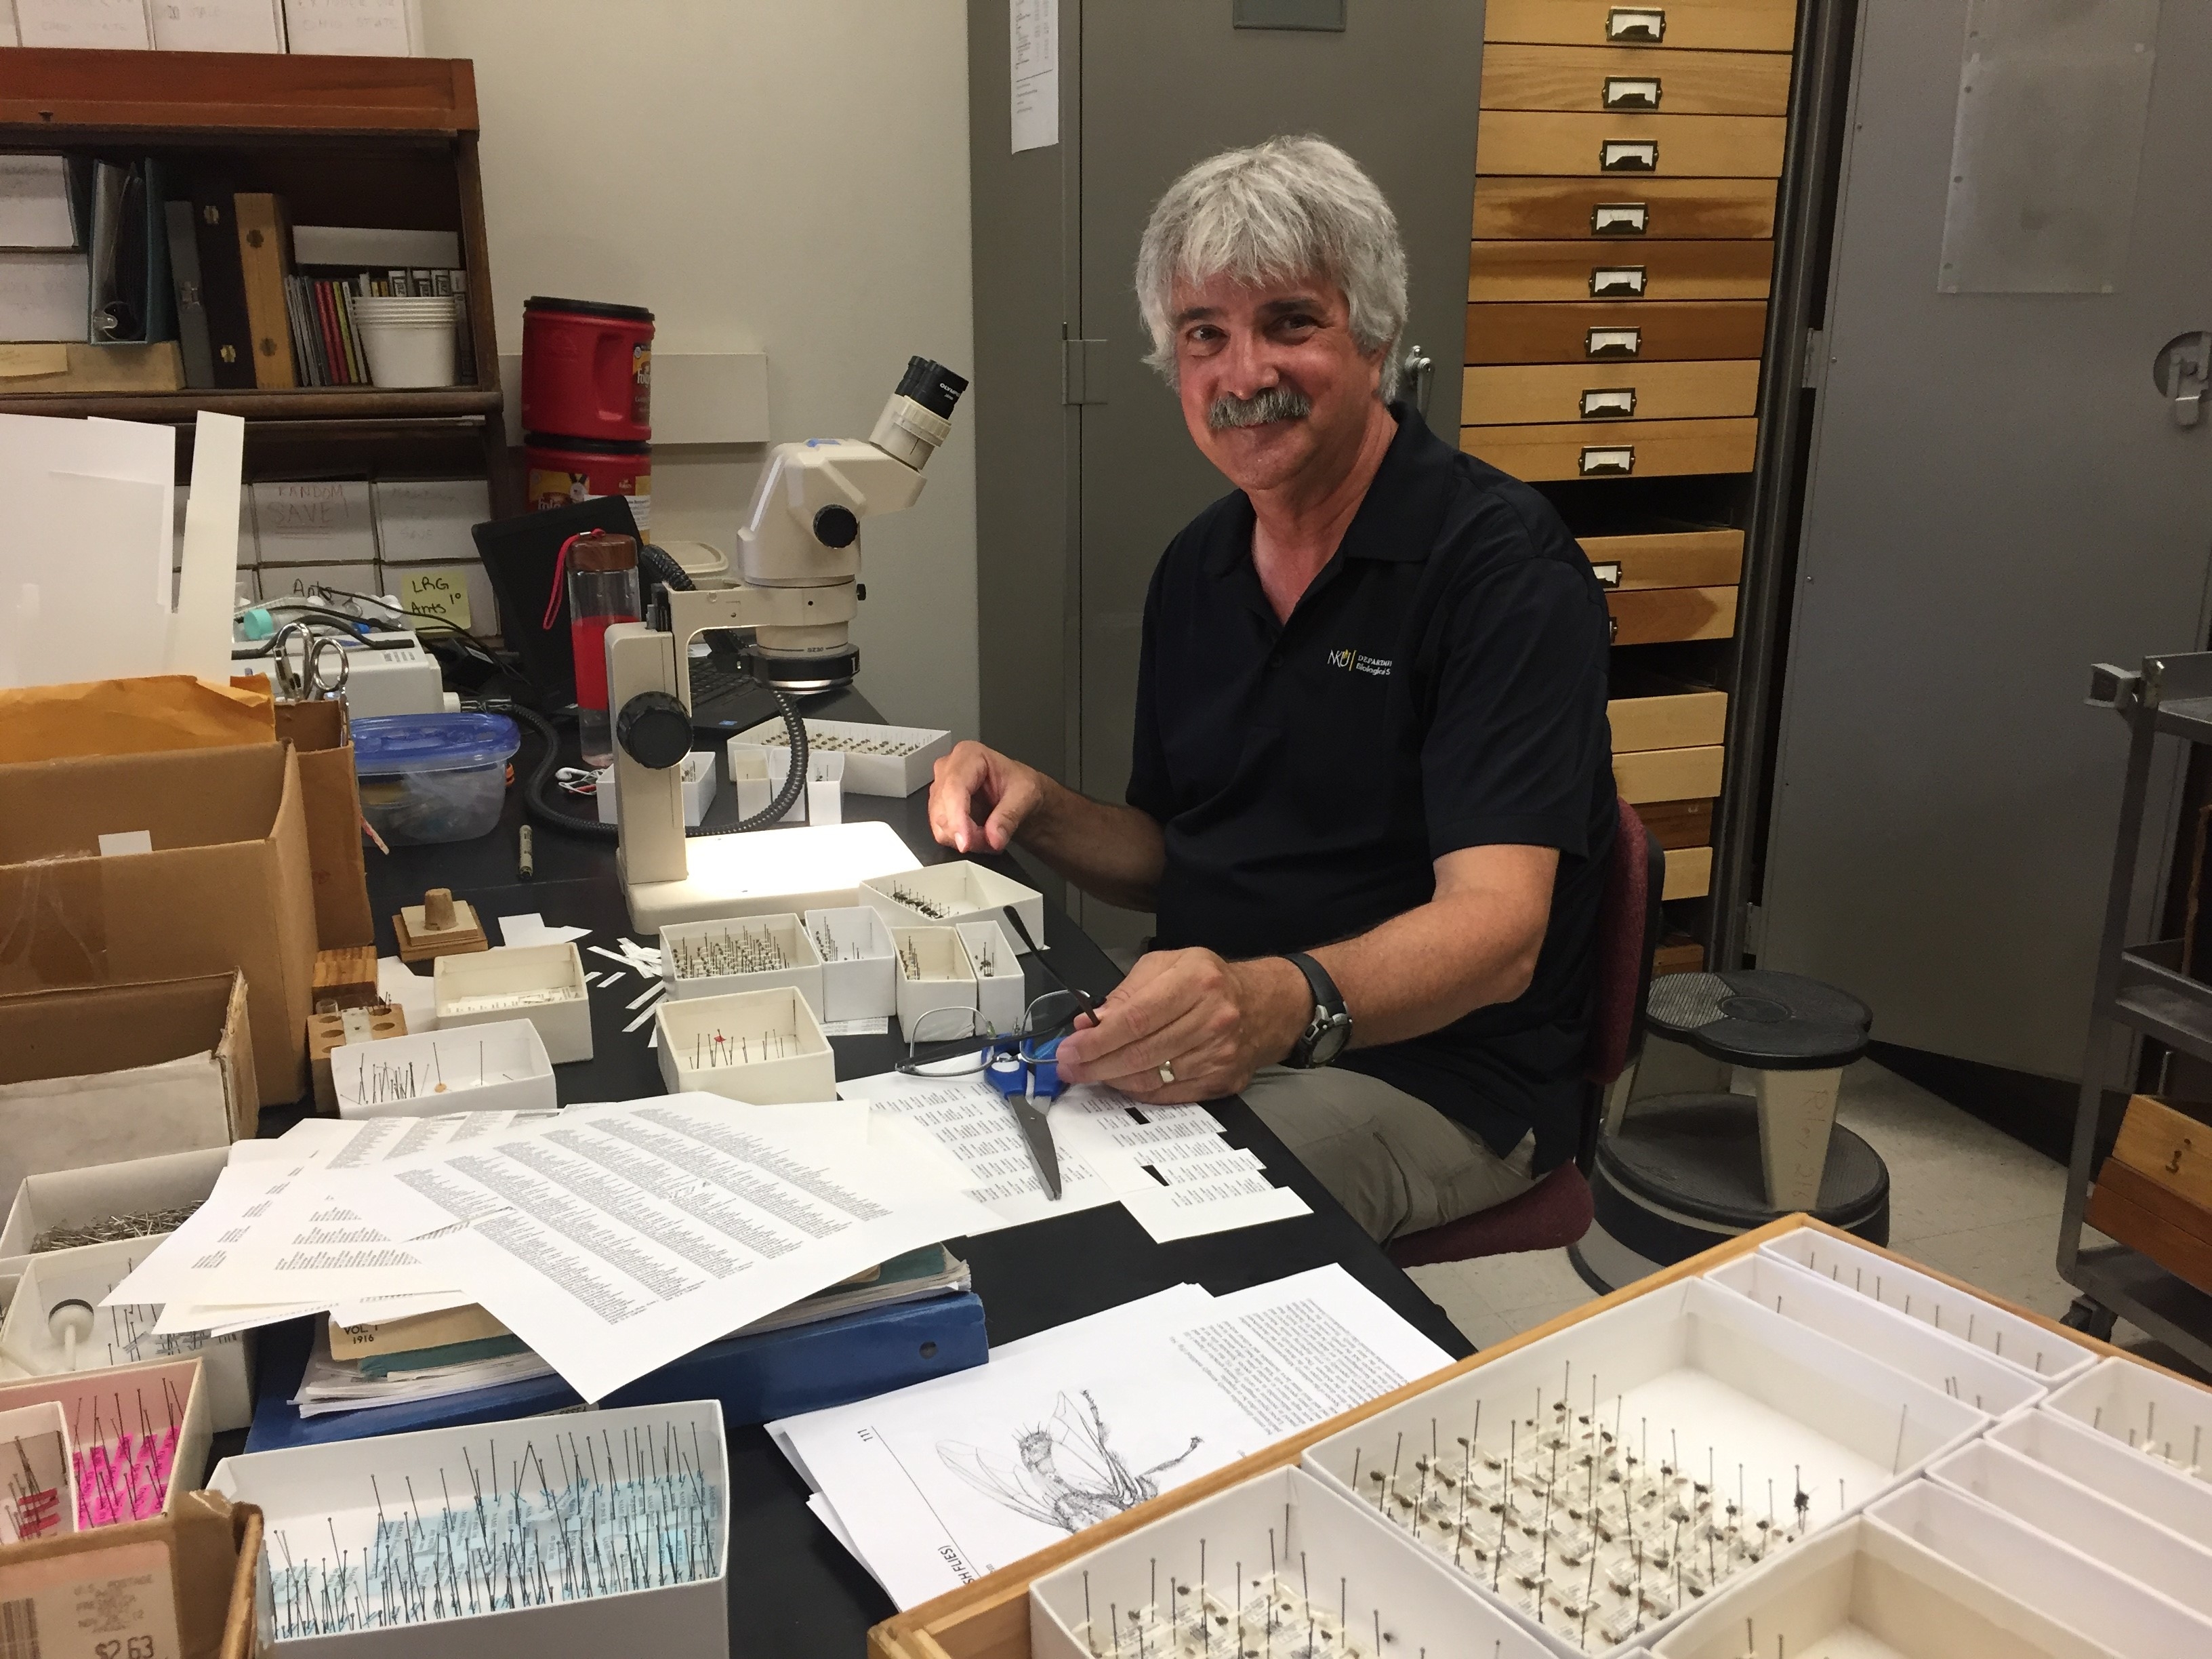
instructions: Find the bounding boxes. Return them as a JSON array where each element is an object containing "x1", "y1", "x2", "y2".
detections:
[
  {"x1": 0, "y1": 1489, "x2": 260, "y2": 1659},
  {"x1": 0, "y1": 1356, "x2": 214, "y2": 1524},
  {"x1": 272, "y1": 699, "x2": 375, "y2": 950},
  {"x1": 0, "y1": 742, "x2": 317, "y2": 1107},
  {"x1": 0, "y1": 1146, "x2": 232, "y2": 1279},
  {"x1": 0, "y1": 975, "x2": 257, "y2": 1200}
]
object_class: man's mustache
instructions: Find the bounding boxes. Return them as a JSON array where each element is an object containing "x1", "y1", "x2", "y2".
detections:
[{"x1": 1207, "y1": 385, "x2": 1312, "y2": 430}]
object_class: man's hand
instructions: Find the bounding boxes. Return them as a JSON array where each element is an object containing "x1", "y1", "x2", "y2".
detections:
[
  {"x1": 1054, "y1": 948, "x2": 1311, "y2": 1103},
  {"x1": 929, "y1": 741, "x2": 1046, "y2": 854}
]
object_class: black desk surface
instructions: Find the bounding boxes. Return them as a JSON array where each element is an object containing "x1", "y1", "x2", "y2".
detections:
[{"x1": 335, "y1": 689, "x2": 1473, "y2": 1657}]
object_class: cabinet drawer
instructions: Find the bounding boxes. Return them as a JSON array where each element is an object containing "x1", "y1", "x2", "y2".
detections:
[
  {"x1": 1467, "y1": 300, "x2": 1767, "y2": 364},
  {"x1": 1481, "y1": 43, "x2": 1791, "y2": 115},
  {"x1": 1473, "y1": 177, "x2": 1776, "y2": 240},
  {"x1": 1609, "y1": 584, "x2": 1738, "y2": 643},
  {"x1": 1464, "y1": 359, "x2": 1758, "y2": 424},
  {"x1": 1461, "y1": 416, "x2": 1757, "y2": 480},
  {"x1": 1639, "y1": 796, "x2": 1715, "y2": 849},
  {"x1": 1470, "y1": 239, "x2": 1773, "y2": 303},
  {"x1": 1614, "y1": 743, "x2": 1723, "y2": 804},
  {"x1": 1610, "y1": 688, "x2": 1728, "y2": 752},
  {"x1": 1662, "y1": 844, "x2": 1714, "y2": 901},
  {"x1": 1486, "y1": 0, "x2": 1797, "y2": 53},
  {"x1": 1478, "y1": 110, "x2": 1786, "y2": 178},
  {"x1": 1582, "y1": 527, "x2": 1744, "y2": 588}
]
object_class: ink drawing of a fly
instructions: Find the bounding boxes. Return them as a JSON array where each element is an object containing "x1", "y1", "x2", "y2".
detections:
[{"x1": 938, "y1": 1389, "x2": 1202, "y2": 1532}]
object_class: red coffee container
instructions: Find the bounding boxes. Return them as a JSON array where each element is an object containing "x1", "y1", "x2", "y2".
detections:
[
  {"x1": 520, "y1": 295, "x2": 654, "y2": 443},
  {"x1": 525, "y1": 434, "x2": 653, "y2": 534}
]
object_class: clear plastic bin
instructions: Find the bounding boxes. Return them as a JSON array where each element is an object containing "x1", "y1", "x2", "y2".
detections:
[{"x1": 353, "y1": 712, "x2": 520, "y2": 845}]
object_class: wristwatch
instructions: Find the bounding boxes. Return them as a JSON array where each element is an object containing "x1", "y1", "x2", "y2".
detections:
[{"x1": 1282, "y1": 951, "x2": 1352, "y2": 1068}]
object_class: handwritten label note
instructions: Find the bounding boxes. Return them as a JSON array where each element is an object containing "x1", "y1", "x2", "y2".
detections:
[{"x1": 399, "y1": 567, "x2": 471, "y2": 631}]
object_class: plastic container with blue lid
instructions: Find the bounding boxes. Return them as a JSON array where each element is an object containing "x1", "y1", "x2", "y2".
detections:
[{"x1": 353, "y1": 713, "x2": 520, "y2": 845}]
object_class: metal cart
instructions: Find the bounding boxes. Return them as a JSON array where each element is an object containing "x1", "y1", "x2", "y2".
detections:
[{"x1": 2062, "y1": 653, "x2": 2212, "y2": 1361}]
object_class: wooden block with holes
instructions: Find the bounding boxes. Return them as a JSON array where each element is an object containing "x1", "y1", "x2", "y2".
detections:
[
  {"x1": 312, "y1": 945, "x2": 380, "y2": 1012},
  {"x1": 307, "y1": 1002, "x2": 407, "y2": 1113},
  {"x1": 2087, "y1": 1095, "x2": 2212, "y2": 1294},
  {"x1": 393, "y1": 887, "x2": 488, "y2": 963}
]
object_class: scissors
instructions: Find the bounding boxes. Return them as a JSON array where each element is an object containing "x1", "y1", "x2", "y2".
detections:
[
  {"x1": 985, "y1": 1030, "x2": 1067, "y2": 1197},
  {"x1": 270, "y1": 621, "x2": 350, "y2": 702}
]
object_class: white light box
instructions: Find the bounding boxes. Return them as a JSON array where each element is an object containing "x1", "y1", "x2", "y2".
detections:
[
  {"x1": 1987, "y1": 1406, "x2": 2212, "y2": 1547},
  {"x1": 2041, "y1": 1354, "x2": 2212, "y2": 1484},
  {"x1": 893, "y1": 926, "x2": 977, "y2": 1038},
  {"x1": 655, "y1": 985, "x2": 835, "y2": 1105},
  {"x1": 729, "y1": 715, "x2": 951, "y2": 798},
  {"x1": 1652, "y1": 1513, "x2": 2114, "y2": 1659},
  {"x1": 432, "y1": 943, "x2": 592, "y2": 1065},
  {"x1": 1, "y1": 1146, "x2": 232, "y2": 1279},
  {"x1": 1927, "y1": 1437, "x2": 2212, "y2": 1624},
  {"x1": 330, "y1": 1021, "x2": 556, "y2": 1120},
  {"x1": 1030, "y1": 1464, "x2": 1560, "y2": 1659},
  {"x1": 958, "y1": 919, "x2": 1026, "y2": 1033},
  {"x1": 1865, "y1": 1478, "x2": 2212, "y2": 1659},
  {"x1": 1302, "y1": 1278, "x2": 1988, "y2": 1656},
  {"x1": 0, "y1": 1237, "x2": 252, "y2": 1431},
  {"x1": 210, "y1": 1398, "x2": 729, "y2": 1659},
  {"x1": 1757, "y1": 1229, "x2": 2093, "y2": 1385},
  {"x1": 1702, "y1": 1254, "x2": 2045, "y2": 1418},
  {"x1": 802, "y1": 906, "x2": 897, "y2": 1022},
  {"x1": 862, "y1": 860, "x2": 1046, "y2": 945},
  {"x1": 660, "y1": 912, "x2": 824, "y2": 1014}
]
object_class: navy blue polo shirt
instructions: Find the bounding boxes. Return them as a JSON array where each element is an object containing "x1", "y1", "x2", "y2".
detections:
[{"x1": 1126, "y1": 404, "x2": 1615, "y2": 1169}]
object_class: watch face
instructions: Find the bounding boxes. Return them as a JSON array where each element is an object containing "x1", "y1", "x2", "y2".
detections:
[{"x1": 1309, "y1": 1015, "x2": 1351, "y2": 1066}]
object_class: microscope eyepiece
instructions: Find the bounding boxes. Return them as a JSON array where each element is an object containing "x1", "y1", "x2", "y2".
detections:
[{"x1": 896, "y1": 356, "x2": 968, "y2": 419}]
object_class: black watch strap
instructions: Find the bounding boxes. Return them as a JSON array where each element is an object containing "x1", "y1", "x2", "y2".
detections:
[{"x1": 1283, "y1": 951, "x2": 1351, "y2": 1068}]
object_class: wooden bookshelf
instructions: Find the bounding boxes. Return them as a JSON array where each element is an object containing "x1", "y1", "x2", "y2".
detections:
[{"x1": 0, "y1": 47, "x2": 504, "y2": 490}]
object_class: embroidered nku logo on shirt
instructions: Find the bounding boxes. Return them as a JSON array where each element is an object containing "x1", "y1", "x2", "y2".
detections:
[{"x1": 1325, "y1": 647, "x2": 1393, "y2": 678}]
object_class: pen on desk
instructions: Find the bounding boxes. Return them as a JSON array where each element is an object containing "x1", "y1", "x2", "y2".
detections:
[{"x1": 518, "y1": 823, "x2": 535, "y2": 880}]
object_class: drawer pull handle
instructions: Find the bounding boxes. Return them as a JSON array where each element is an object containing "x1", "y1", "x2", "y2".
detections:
[
  {"x1": 1607, "y1": 7, "x2": 1665, "y2": 43},
  {"x1": 1603, "y1": 77, "x2": 1662, "y2": 111},
  {"x1": 1590, "y1": 561, "x2": 1624, "y2": 590},
  {"x1": 1580, "y1": 388, "x2": 1637, "y2": 419},
  {"x1": 1590, "y1": 265, "x2": 1647, "y2": 298},
  {"x1": 1580, "y1": 445, "x2": 1636, "y2": 476},
  {"x1": 1586, "y1": 326, "x2": 1642, "y2": 358},
  {"x1": 1592, "y1": 201, "x2": 1649, "y2": 235},
  {"x1": 1600, "y1": 139, "x2": 1660, "y2": 173}
]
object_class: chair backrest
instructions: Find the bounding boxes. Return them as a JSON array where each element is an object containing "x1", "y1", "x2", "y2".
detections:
[{"x1": 1584, "y1": 796, "x2": 1665, "y2": 1088}]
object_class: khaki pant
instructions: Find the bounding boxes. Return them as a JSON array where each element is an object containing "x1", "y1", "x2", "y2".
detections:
[{"x1": 1240, "y1": 1065, "x2": 1536, "y2": 1244}]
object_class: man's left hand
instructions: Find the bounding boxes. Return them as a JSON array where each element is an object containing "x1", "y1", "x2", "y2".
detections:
[{"x1": 1053, "y1": 948, "x2": 1311, "y2": 1103}]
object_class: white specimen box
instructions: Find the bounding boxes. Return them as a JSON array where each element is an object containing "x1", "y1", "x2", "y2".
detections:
[
  {"x1": 958, "y1": 920, "x2": 1027, "y2": 1033},
  {"x1": 802, "y1": 906, "x2": 897, "y2": 1022},
  {"x1": 258, "y1": 562, "x2": 382, "y2": 605},
  {"x1": 2041, "y1": 1354, "x2": 2212, "y2": 1479},
  {"x1": 596, "y1": 750, "x2": 718, "y2": 827},
  {"x1": 253, "y1": 479, "x2": 377, "y2": 567},
  {"x1": 173, "y1": 483, "x2": 258, "y2": 567},
  {"x1": 655, "y1": 985, "x2": 836, "y2": 1105},
  {"x1": 370, "y1": 478, "x2": 491, "y2": 564},
  {"x1": 729, "y1": 715, "x2": 951, "y2": 798},
  {"x1": 893, "y1": 927, "x2": 978, "y2": 1037},
  {"x1": 1865, "y1": 1477, "x2": 2212, "y2": 1659},
  {"x1": 0, "y1": 1147, "x2": 232, "y2": 1279},
  {"x1": 1303, "y1": 1278, "x2": 1988, "y2": 1657},
  {"x1": 210, "y1": 1398, "x2": 730, "y2": 1659},
  {"x1": 863, "y1": 860, "x2": 1047, "y2": 945},
  {"x1": 659, "y1": 912, "x2": 824, "y2": 1013},
  {"x1": 1652, "y1": 1514, "x2": 2114, "y2": 1659},
  {"x1": 1703, "y1": 1254, "x2": 2044, "y2": 1418},
  {"x1": 1988, "y1": 1406, "x2": 2212, "y2": 1547},
  {"x1": 1927, "y1": 1437, "x2": 2212, "y2": 1623},
  {"x1": 1757, "y1": 1229, "x2": 2093, "y2": 1385},
  {"x1": 330, "y1": 1021, "x2": 556, "y2": 1120},
  {"x1": 0, "y1": 1237, "x2": 253, "y2": 1431},
  {"x1": 726, "y1": 742, "x2": 844, "y2": 825},
  {"x1": 0, "y1": 1355, "x2": 213, "y2": 1524},
  {"x1": 432, "y1": 943, "x2": 592, "y2": 1065},
  {"x1": 1030, "y1": 1464, "x2": 1557, "y2": 1659}
]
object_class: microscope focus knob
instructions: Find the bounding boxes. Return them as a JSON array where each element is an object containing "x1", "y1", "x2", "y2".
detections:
[
  {"x1": 615, "y1": 692, "x2": 692, "y2": 770},
  {"x1": 813, "y1": 504, "x2": 861, "y2": 548}
]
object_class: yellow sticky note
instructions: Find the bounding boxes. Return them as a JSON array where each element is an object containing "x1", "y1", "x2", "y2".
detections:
[{"x1": 400, "y1": 567, "x2": 472, "y2": 631}]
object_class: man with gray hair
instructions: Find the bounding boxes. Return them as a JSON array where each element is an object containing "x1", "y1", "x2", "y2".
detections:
[{"x1": 930, "y1": 136, "x2": 1614, "y2": 1244}]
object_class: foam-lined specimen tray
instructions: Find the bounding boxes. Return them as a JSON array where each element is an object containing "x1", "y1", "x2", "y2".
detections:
[
  {"x1": 1302, "y1": 1278, "x2": 1988, "y2": 1656},
  {"x1": 2041, "y1": 1355, "x2": 2212, "y2": 1483},
  {"x1": 803, "y1": 906, "x2": 897, "y2": 1022},
  {"x1": 661, "y1": 912, "x2": 825, "y2": 1012},
  {"x1": 329, "y1": 1021, "x2": 555, "y2": 1120},
  {"x1": 1987, "y1": 1407, "x2": 2212, "y2": 1546},
  {"x1": 863, "y1": 859, "x2": 1047, "y2": 945},
  {"x1": 1865, "y1": 1478, "x2": 2212, "y2": 1659},
  {"x1": 729, "y1": 716, "x2": 951, "y2": 798},
  {"x1": 655, "y1": 985, "x2": 836, "y2": 1105},
  {"x1": 1758, "y1": 1229, "x2": 2093, "y2": 1385},
  {"x1": 1030, "y1": 1464, "x2": 1559, "y2": 1659},
  {"x1": 0, "y1": 1355, "x2": 211, "y2": 1526},
  {"x1": 1652, "y1": 1513, "x2": 2114, "y2": 1659},
  {"x1": 432, "y1": 943, "x2": 592, "y2": 1065},
  {"x1": 1702, "y1": 1254, "x2": 2045, "y2": 1418}
]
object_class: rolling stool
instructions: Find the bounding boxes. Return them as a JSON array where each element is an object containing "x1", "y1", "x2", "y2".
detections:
[{"x1": 1569, "y1": 969, "x2": 1886, "y2": 1294}]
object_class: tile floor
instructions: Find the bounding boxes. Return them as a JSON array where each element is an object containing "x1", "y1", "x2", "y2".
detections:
[{"x1": 1404, "y1": 1054, "x2": 2212, "y2": 1381}]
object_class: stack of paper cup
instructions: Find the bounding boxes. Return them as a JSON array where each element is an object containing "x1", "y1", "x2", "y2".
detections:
[{"x1": 352, "y1": 293, "x2": 459, "y2": 388}]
